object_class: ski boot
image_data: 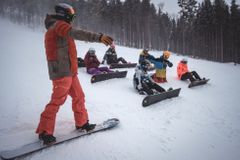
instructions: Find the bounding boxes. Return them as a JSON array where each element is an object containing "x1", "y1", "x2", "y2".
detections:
[
  {"x1": 39, "y1": 132, "x2": 56, "y2": 145},
  {"x1": 76, "y1": 122, "x2": 96, "y2": 132}
]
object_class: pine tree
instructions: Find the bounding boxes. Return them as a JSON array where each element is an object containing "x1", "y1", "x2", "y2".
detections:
[{"x1": 230, "y1": 0, "x2": 240, "y2": 63}]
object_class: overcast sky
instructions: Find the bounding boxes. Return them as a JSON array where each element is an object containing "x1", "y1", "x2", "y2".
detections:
[{"x1": 150, "y1": 0, "x2": 240, "y2": 15}]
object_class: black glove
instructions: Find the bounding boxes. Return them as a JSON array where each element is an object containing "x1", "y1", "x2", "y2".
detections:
[{"x1": 167, "y1": 62, "x2": 173, "y2": 67}]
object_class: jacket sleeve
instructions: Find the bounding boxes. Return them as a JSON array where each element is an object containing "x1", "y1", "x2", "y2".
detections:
[
  {"x1": 54, "y1": 20, "x2": 101, "y2": 42},
  {"x1": 69, "y1": 27, "x2": 101, "y2": 42},
  {"x1": 147, "y1": 54, "x2": 155, "y2": 61},
  {"x1": 95, "y1": 57, "x2": 100, "y2": 66},
  {"x1": 148, "y1": 59, "x2": 163, "y2": 69}
]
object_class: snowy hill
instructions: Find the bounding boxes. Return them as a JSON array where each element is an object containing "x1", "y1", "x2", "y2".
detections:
[{"x1": 0, "y1": 18, "x2": 240, "y2": 160}]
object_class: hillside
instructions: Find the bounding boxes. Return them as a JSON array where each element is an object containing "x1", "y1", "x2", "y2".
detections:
[{"x1": 0, "y1": 19, "x2": 240, "y2": 160}]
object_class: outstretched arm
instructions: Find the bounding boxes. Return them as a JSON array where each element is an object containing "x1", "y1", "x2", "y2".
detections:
[
  {"x1": 70, "y1": 28, "x2": 101, "y2": 42},
  {"x1": 70, "y1": 28, "x2": 113, "y2": 46},
  {"x1": 54, "y1": 21, "x2": 113, "y2": 45}
]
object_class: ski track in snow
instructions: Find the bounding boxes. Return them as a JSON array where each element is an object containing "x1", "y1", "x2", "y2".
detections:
[{"x1": 0, "y1": 18, "x2": 240, "y2": 160}]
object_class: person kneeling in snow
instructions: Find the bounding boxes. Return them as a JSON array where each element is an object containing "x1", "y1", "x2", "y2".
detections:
[
  {"x1": 84, "y1": 48, "x2": 113, "y2": 75},
  {"x1": 177, "y1": 58, "x2": 204, "y2": 82},
  {"x1": 151, "y1": 50, "x2": 173, "y2": 83},
  {"x1": 133, "y1": 60, "x2": 170, "y2": 95},
  {"x1": 101, "y1": 43, "x2": 127, "y2": 65}
]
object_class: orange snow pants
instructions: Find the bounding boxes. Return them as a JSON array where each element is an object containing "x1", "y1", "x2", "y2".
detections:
[{"x1": 36, "y1": 75, "x2": 88, "y2": 135}]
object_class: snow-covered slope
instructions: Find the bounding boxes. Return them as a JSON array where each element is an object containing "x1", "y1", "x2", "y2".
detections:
[{"x1": 0, "y1": 19, "x2": 240, "y2": 160}]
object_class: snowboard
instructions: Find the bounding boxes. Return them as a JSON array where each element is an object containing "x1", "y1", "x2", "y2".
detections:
[
  {"x1": 142, "y1": 88, "x2": 181, "y2": 107},
  {"x1": 91, "y1": 71, "x2": 127, "y2": 83},
  {"x1": 188, "y1": 79, "x2": 210, "y2": 88},
  {"x1": 0, "y1": 118, "x2": 120, "y2": 160},
  {"x1": 109, "y1": 63, "x2": 137, "y2": 69},
  {"x1": 77, "y1": 57, "x2": 85, "y2": 68}
]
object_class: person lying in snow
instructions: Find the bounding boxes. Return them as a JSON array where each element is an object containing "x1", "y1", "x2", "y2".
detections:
[{"x1": 150, "y1": 50, "x2": 173, "y2": 83}]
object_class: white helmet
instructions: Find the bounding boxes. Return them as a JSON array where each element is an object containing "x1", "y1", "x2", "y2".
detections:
[
  {"x1": 181, "y1": 58, "x2": 188, "y2": 63},
  {"x1": 88, "y1": 47, "x2": 96, "y2": 55}
]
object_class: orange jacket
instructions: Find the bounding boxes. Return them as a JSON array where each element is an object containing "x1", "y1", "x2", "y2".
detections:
[
  {"x1": 45, "y1": 20, "x2": 78, "y2": 80},
  {"x1": 177, "y1": 62, "x2": 189, "y2": 79},
  {"x1": 44, "y1": 16, "x2": 101, "y2": 80}
]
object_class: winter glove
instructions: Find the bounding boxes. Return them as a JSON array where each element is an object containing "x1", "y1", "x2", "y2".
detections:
[
  {"x1": 167, "y1": 62, "x2": 173, "y2": 67},
  {"x1": 99, "y1": 34, "x2": 113, "y2": 46}
]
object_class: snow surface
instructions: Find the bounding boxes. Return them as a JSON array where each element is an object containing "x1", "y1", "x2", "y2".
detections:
[{"x1": 0, "y1": 18, "x2": 240, "y2": 160}]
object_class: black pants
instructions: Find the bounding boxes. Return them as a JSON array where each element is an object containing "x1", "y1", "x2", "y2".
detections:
[
  {"x1": 181, "y1": 71, "x2": 201, "y2": 82},
  {"x1": 108, "y1": 57, "x2": 127, "y2": 64},
  {"x1": 142, "y1": 82, "x2": 166, "y2": 95},
  {"x1": 117, "y1": 57, "x2": 127, "y2": 64}
]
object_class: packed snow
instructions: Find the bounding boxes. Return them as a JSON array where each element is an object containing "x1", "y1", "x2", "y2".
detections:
[{"x1": 0, "y1": 18, "x2": 240, "y2": 160}]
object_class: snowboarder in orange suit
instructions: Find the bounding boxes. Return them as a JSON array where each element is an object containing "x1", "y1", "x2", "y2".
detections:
[
  {"x1": 177, "y1": 58, "x2": 203, "y2": 82},
  {"x1": 36, "y1": 3, "x2": 113, "y2": 144}
]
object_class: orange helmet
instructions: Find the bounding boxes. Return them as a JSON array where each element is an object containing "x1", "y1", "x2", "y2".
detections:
[{"x1": 163, "y1": 50, "x2": 171, "y2": 59}]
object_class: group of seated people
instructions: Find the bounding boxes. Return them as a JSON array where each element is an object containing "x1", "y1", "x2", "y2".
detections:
[
  {"x1": 80, "y1": 43, "x2": 128, "y2": 75},
  {"x1": 134, "y1": 49, "x2": 205, "y2": 95},
  {"x1": 79, "y1": 44, "x2": 205, "y2": 96}
]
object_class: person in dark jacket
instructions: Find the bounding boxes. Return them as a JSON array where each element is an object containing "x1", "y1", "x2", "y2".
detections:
[
  {"x1": 101, "y1": 43, "x2": 127, "y2": 64},
  {"x1": 138, "y1": 49, "x2": 155, "y2": 64},
  {"x1": 36, "y1": 3, "x2": 113, "y2": 145},
  {"x1": 138, "y1": 49, "x2": 155, "y2": 71},
  {"x1": 84, "y1": 48, "x2": 113, "y2": 75},
  {"x1": 133, "y1": 60, "x2": 169, "y2": 95}
]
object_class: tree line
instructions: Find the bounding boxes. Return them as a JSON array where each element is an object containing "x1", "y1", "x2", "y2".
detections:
[{"x1": 0, "y1": 0, "x2": 239, "y2": 63}]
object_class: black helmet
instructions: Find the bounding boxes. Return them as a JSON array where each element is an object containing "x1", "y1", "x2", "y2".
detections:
[
  {"x1": 143, "y1": 48, "x2": 149, "y2": 54},
  {"x1": 55, "y1": 3, "x2": 76, "y2": 23},
  {"x1": 181, "y1": 58, "x2": 188, "y2": 64},
  {"x1": 140, "y1": 60, "x2": 149, "y2": 71}
]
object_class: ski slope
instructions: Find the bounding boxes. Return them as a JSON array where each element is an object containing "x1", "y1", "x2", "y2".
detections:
[{"x1": 0, "y1": 19, "x2": 240, "y2": 160}]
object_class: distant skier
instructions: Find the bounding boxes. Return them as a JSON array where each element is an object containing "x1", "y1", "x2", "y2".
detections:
[
  {"x1": 133, "y1": 60, "x2": 171, "y2": 95},
  {"x1": 177, "y1": 58, "x2": 204, "y2": 82},
  {"x1": 84, "y1": 47, "x2": 113, "y2": 75},
  {"x1": 101, "y1": 43, "x2": 127, "y2": 65},
  {"x1": 151, "y1": 51, "x2": 173, "y2": 83},
  {"x1": 36, "y1": 3, "x2": 113, "y2": 145}
]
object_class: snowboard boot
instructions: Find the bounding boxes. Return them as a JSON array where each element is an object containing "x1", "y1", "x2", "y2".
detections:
[
  {"x1": 76, "y1": 122, "x2": 96, "y2": 132},
  {"x1": 39, "y1": 132, "x2": 56, "y2": 145},
  {"x1": 153, "y1": 90, "x2": 159, "y2": 95},
  {"x1": 138, "y1": 90, "x2": 146, "y2": 95},
  {"x1": 167, "y1": 87, "x2": 173, "y2": 91}
]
